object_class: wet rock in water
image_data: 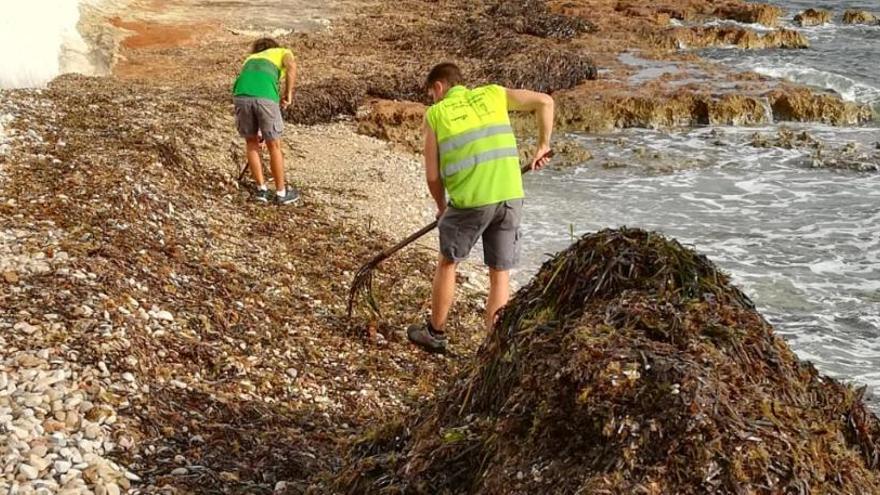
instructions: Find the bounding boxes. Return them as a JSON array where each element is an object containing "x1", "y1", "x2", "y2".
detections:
[
  {"x1": 671, "y1": 26, "x2": 809, "y2": 50},
  {"x1": 337, "y1": 228, "x2": 880, "y2": 494},
  {"x1": 812, "y1": 143, "x2": 880, "y2": 172},
  {"x1": 749, "y1": 127, "x2": 820, "y2": 150},
  {"x1": 842, "y1": 10, "x2": 879, "y2": 25},
  {"x1": 768, "y1": 87, "x2": 874, "y2": 125},
  {"x1": 516, "y1": 136, "x2": 593, "y2": 170},
  {"x1": 794, "y1": 8, "x2": 832, "y2": 27},
  {"x1": 548, "y1": 137, "x2": 593, "y2": 169}
]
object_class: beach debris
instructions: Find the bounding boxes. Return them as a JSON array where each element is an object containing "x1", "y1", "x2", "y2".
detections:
[{"x1": 337, "y1": 228, "x2": 880, "y2": 494}]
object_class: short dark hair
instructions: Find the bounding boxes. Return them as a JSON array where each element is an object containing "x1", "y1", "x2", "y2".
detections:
[
  {"x1": 252, "y1": 38, "x2": 280, "y2": 54},
  {"x1": 426, "y1": 63, "x2": 463, "y2": 89}
]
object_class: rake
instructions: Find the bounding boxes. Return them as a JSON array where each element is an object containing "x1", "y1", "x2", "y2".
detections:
[{"x1": 347, "y1": 150, "x2": 553, "y2": 318}]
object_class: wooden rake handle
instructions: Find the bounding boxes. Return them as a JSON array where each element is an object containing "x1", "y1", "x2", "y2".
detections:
[{"x1": 368, "y1": 151, "x2": 553, "y2": 263}]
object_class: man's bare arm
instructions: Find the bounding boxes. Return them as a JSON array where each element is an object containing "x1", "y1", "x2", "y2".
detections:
[
  {"x1": 506, "y1": 88, "x2": 555, "y2": 169},
  {"x1": 281, "y1": 52, "x2": 297, "y2": 108},
  {"x1": 423, "y1": 116, "x2": 446, "y2": 217}
]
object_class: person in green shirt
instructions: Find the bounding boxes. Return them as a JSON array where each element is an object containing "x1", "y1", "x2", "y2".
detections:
[
  {"x1": 408, "y1": 62, "x2": 554, "y2": 353},
  {"x1": 233, "y1": 37, "x2": 299, "y2": 205}
]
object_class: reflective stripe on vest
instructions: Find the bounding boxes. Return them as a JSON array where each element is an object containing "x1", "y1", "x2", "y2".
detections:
[
  {"x1": 441, "y1": 146, "x2": 519, "y2": 179},
  {"x1": 438, "y1": 123, "x2": 515, "y2": 156}
]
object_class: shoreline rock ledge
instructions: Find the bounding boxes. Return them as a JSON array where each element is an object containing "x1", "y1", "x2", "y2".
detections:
[{"x1": 337, "y1": 228, "x2": 880, "y2": 494}]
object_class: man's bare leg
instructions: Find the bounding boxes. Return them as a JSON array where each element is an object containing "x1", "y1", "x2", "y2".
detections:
[
  {"x1": 246, "y1": 137, "x2": 265, "y2": 185},
  {"x1": 430, "y1": 254, "x2": 457, "y2": 333},
  {"x1": 266, "y1": 139, "x2": 286, "y2": 192},
  {"x1": 486, "y1": 268, "x2": 510, "y2": 332}
]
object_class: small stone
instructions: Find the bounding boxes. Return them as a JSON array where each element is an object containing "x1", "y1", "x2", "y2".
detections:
[
  {"x1": 154, "y1": 310, "x2": 173, "y2": 322},
  {"x1": 54, "y1": 460, "x2": 72, "y2": 474},
  {"x1": 29, "y1": 445, "x2": 48, "y2": 458},
  {"x1": 19, "y1": 464, "x2": 39, "y2": 480},
  {"x1": 45, "y1": 420, "x2": 66, "y2": 433},
  {"x1": 170, "y1": 467, "x2": 188, "y2": 476},
  {"x1": 169, "y1": 380, "x2": 187, "y2": 389},
  {"x1": 13, "y1": 322, "x2": 38, "y2": 335},
  {"x1": 82, "y1": 466, "x2": 99, "y2": 484},
  {"x1": 65, "y1": 410, "x2": 80, "y2": 428},
  {"x1": 105, "y1": 483, "x2": 120, "y2": 495},
  {"x1": 275, "y1": 481, "x2": 288, "y2": 492},
  {"x1": 121, "y1": 372, "x2": 135, "y2": 383},
  {"x1": 50, "y1": 432, "x2": 67, "y2": 447},
  {"x1": 29, "y1": 454, "x2": 51, "y2": 472},
  {"x1": 3, "y1": 270, "x2": 19, "y2": 283},
  {"x1": 84, "y1": 423, "x2": 101, "y2": 440}
]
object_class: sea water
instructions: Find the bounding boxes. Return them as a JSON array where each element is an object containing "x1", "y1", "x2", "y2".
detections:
[{"x1": 519, "y1": 0, "x2": 880, "y2": 403}]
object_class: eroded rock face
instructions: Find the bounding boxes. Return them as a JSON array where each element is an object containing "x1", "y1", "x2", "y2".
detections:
[
  {"x1": 842, "y1": 10, "x2": 878, "y2": 25},
  {"x1": 549, "y1": 84, "x2": 871, "y2": 133},
  {"x1": 794, "y1": 8, "x2": 832, "y2": 27},
  {"x1": 671, "y1": 26, "x2": 809, "y2": 50},
  {"x1": 714, "y1": 3, "x2": 782, "y2": 27},
  {"x1": 768, "y1": 88, "x2": 874, "y2": 125}
]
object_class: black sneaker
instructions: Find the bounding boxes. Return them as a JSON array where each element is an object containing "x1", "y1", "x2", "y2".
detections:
[
  {"x1": 254, "y1": 188, "x2": 270, "y2": 203},
  {"x1": 407, "y1": 321, "x2": 448, "y2": 354},
  {"x1": 275, "y1": 188, "x2": 301, "y2": 205}
]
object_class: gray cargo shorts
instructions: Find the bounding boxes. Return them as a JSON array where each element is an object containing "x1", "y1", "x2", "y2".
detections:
[
  {"x1": 438, "y1": 199, "x2": 523, "y2": 270},
  {"x1": 233, "y1": 96, "x2": 284, "y2": 141}
]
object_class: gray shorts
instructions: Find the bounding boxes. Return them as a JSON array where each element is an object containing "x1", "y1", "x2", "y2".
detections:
[
  {"x1": 438, "y1": 199, "x2": 523, "y2": 270},
  {"x1": 233, "y1": 96, "x2": 284, "y2": 141}
]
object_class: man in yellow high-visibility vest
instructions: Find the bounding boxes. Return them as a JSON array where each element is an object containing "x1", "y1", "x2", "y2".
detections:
[
  {"x1": 408, "y1": 62, "x2": 555, "y2": 353},
  {"x1": 233, "y1": 37, "x2": 299, "y2": 205}
]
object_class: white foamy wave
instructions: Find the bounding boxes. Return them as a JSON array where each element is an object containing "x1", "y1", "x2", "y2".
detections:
[
  {"x1": 0, "y1": 0, "x2": 94, "y2": 89},
  {"x1": 703, "y1": 19, "x2": 778, "y2": 33},
  {"x1": 753, "y1": 65, "x2": 880, "y2": 105}
]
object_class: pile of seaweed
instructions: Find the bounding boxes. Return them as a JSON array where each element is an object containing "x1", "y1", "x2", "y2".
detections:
[
  {"x1": 286, "y1": 0, "x2": 598, "y2": 123},
  {"x1": 336, "y1": 228, "x2": 880, "y2": 494}
]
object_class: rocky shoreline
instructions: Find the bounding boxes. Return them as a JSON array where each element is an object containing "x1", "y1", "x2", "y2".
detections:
[{"x1": 2, "y1": 0, "x2": 878, "y2": 493}]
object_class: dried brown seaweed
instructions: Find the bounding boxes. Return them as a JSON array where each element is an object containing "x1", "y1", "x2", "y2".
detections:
[
  {"x1": 338, "y1": 228, "x2": 880, "y2": 494},
  {"x1": 280, "y1": 0, "x2": 598, "y2": 124}
]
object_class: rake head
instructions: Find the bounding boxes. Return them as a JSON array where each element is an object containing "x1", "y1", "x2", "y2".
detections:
[{"x1": 347, "y1": 259, "x2": 383, "y2": 318}]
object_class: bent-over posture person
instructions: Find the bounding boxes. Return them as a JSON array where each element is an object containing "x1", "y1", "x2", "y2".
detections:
[
  {"x1": 408, "y1": 62, "x2": 555, "y2": 353},
  {"x1": 233, "y1": 37, "x2": 300, "y2": 205}
]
